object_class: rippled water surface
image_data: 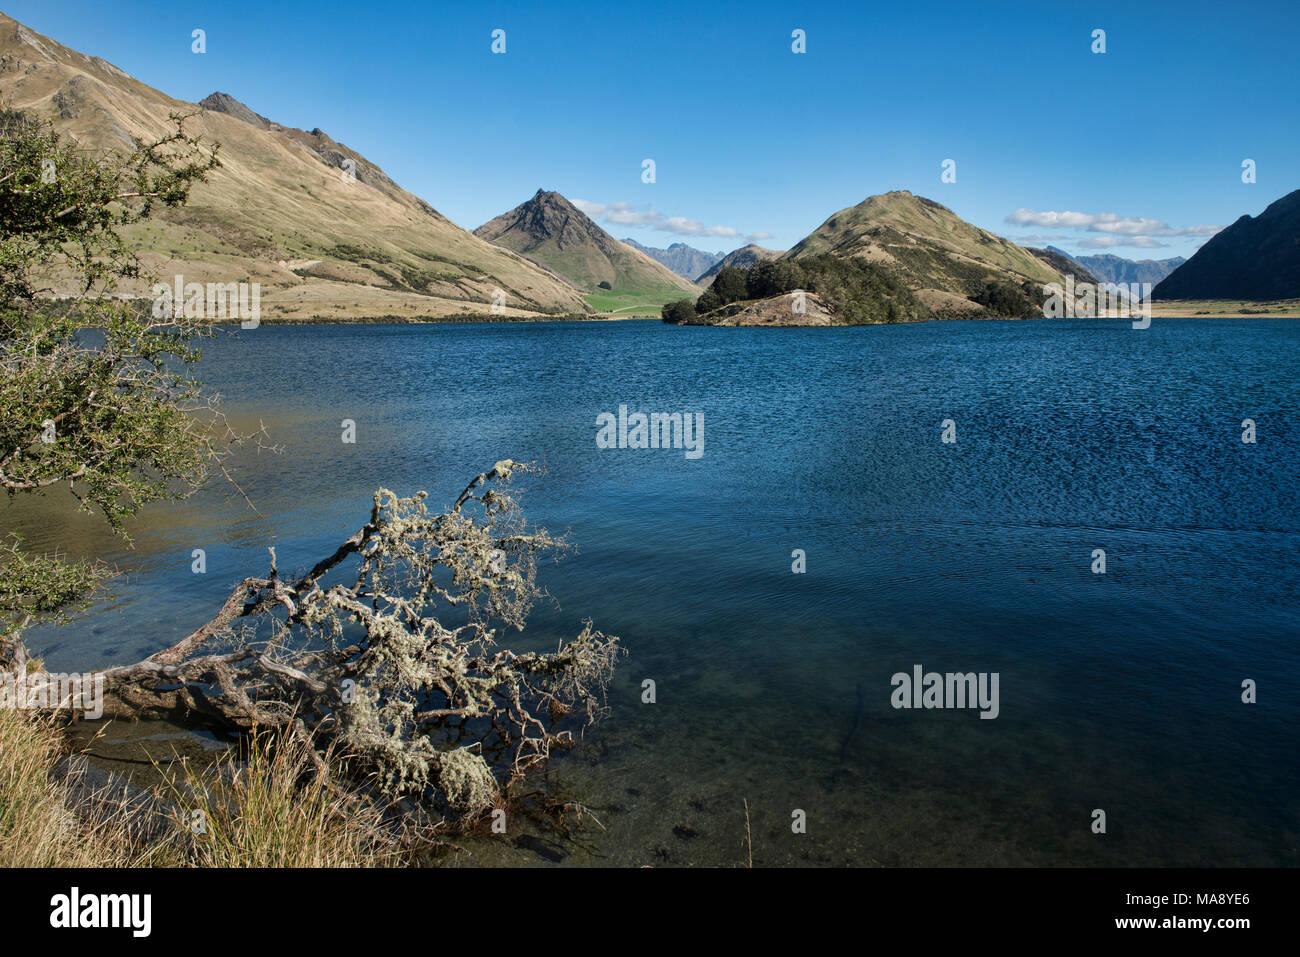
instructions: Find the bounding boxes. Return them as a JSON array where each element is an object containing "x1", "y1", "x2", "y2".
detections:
[{"x1": 9, "y1": 317, "x2": 1299, "y2": 865}]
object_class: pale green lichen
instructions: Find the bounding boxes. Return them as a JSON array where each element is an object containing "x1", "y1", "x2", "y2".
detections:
[
  {"x1": 285, "y1": 465, "x2": 617, "y2": 821},
  {"x1": 434, "y1": 747, "x2": 499, "y2": 817}
]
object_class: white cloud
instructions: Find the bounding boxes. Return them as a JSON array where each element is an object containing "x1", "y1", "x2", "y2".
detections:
[
  {"x1": 1005, "y1": 208, "x2": 1221, "y2": 239},
  {"x1": 574, "y1": 199, "x2": 771, "y2": 243},
  {"x1": 1075, "y1": 235, "x2": 1170, "y2": 250},
  {"x1": 1007, "y1": 209, "x2": 1098, "y2": 230}
]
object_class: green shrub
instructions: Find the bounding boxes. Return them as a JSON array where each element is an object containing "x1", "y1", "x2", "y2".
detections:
[
  {"x1": 970, "y1": 279, "x2": 1039, "y2": 317},
  {"x1": 694, "y1": 288, "x2": 722, "y2": 314},
  {"x1": 661, "y1": 298, "x2": 697, "y2": 323},
  {"x1": 710, "y1": 267, "x2": 748, "y2": 306}
]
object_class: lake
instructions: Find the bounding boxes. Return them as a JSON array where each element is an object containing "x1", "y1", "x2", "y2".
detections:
[{"x1": 9, "y1": 316, "x2": 1299, "y2": 866}]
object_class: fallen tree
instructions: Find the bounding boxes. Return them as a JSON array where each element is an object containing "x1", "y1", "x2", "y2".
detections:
[
  {"x1": 0, "y1": 110, "x2": 620, "y2": 832},
  {"x1": 1, "y1": 460, "x2": 621, "y2": 822}
]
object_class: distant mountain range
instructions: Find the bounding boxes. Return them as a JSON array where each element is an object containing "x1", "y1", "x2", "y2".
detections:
[
  {"x1": 1152, "y1": 189, "x2": 1300, "y2": 301},
  {"x1": 0, "y1": 13, "x2": 590, "y2": 320},
  {"x1": 474, "y1": 191, "x2": 699, "y2": 313},
  {"x1": 1047, "y1": 248, "x2": 1185, "y2": 286},
  {"x1": 620, "y1": 239, "x2": 723, "y2": 281},
  {"x1": 7, "y1": 12, "x2": 1291, "y2": 326}
]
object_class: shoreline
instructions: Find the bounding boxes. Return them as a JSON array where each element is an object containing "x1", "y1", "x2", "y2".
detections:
[{"x1": 207, "y1": 299, "x2": 1300, "y2": 327}]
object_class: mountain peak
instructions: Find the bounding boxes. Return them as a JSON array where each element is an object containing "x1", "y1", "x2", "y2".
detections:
[
  {"x1": 474, "y1": 191, "x2": 699, "y2": 303},
  {"x1": 198, "y1": 91, "x2": 272, "y2": 129},
  {"x1": 526, "y1": 189, "x2": 582, "y2": 214},
  {"x1": 0, "y1": 13, "x2": 590, "y2": 319},
  {"x1": 866, "y1": 189, "x2": 952, "y2": 214},
  {"x1": 784, "y1": 189, "x2": 1065, "y2": 296},
  {"x1": 478, "y1": 189, "x2": 598, "y2": 248}
]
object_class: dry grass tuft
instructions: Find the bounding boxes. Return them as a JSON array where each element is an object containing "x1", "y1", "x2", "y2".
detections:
[
  {"x1": 0, "y1": 707, "x2": 162, "y2": 866},
  {"x1": 1, "y1": 708, "x2": 412, "y2": 867},
  {"x1": 157, "y1": 727, "x2": 411, "y2": 868}
]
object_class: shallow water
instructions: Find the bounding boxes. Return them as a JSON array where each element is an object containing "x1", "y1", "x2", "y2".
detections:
[{"x1": 10, "y1": 316, "x2": 1299, "y2": 866}]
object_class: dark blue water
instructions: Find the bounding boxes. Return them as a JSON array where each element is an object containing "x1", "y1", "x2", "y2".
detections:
[{"x1": 11, "y1": 317, "x2": 1299, "y2": 865}]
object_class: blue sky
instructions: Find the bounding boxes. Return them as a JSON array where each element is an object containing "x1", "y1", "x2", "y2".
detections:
[{"x1": 7, "y1": 0, "x2": 1298, "y2": 259}]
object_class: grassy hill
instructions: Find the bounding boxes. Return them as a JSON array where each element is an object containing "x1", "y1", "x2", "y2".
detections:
[
  {"x1": 783, "y1": 191, "x2": 1065, "y2": 303},
  {"x1": 474, "y1": 190, "x2": 699, "y2": 315},
  {"x1": 0, "y1": 13, "x2": 591, "y2": 321},
  {"x1": 672, "y1": 191, "x2": 1075, "y2": 326}
]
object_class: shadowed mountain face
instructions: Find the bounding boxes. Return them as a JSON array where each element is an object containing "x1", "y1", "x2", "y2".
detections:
[
  {"x1": 1153, "y1": 190, "x2": 1300, "y2": 301},
  {"x1": 621, "y1": 239, "x2": 723, "y2": 281},
  {"x1": 1048, "y1": 248, "x2": 1185, "y2": 286},
  {"x1": 696, "y1": 244, "x2": 784, "y2": 286},
  {"x1": 0, "y1": 13, "x2": 591, "y2": 320},
  {"x1": 474, "y1": 191, "x2": 699, "y2": 308}
]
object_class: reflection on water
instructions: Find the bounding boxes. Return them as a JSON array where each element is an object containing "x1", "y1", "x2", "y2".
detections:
[{"x1": 8, "y1": 317, "x2": 1299, "y2": 865}]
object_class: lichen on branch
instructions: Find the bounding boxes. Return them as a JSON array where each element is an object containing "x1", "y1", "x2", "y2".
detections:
[{"x1": 5, "y1": 462, "x2": 621, "y2": 825}]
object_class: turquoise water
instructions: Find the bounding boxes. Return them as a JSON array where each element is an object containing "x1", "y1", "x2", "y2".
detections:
[{"x1": 10, "y1": 317, "x2": 1299, "y2": 865}]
